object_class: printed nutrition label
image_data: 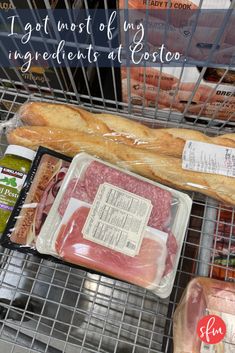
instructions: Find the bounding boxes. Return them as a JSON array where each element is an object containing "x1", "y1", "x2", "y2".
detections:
[
  {"x1": 0, "y1": 166, "x2": 26, "y2": 211},
  {"x1": 82, "y1": 182, "x2": 153, "y2": 257},
  {"x1": 182, "y1": 141, "x2": 235, "y2": 178}
]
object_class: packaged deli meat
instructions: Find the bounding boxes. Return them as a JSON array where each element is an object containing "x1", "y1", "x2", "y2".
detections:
[
  {"x1": 36, "y1": 153, "x2": 192, "y2": 297},
  {"x1": 173, "y1": 277, "x2": 235, "y2": 353},
  {"x1": 1, "y1": 147, "x2": 71, "y2": 252}
]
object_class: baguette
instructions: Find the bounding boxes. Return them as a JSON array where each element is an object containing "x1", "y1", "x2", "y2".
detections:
[
  {"x1": 7, "y1": 126, "x2": 235, "y2": 206},
  {"x1": 18, "y1": 102, "x2": 235, "y2": 157}
]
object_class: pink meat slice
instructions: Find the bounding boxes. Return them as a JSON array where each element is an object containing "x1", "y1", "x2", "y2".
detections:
[
  {"x1": 35, "y1": 165, "x2": 69, "y2": 235},
  {"x1": 164, "y1": 232, "x2": 178, "y2": 276},
  {"x1": 55, "y1": 207, "x2": 167, "y2": 288},
  {"x1": 173, "y1": 278, "x2": 235, "y2": 353}
]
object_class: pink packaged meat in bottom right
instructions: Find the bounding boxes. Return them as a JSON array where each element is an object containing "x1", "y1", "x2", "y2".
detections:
[
  {"x1": 173, "y1": 277, "x2": 235, "y2": 353},
  {"x1": 36, "y1": 153, "x2": 192, "y2": 298}
]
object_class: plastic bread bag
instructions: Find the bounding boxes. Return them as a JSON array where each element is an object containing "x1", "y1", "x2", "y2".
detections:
[
  {"x1": 8, "y1": 126, "x2": 235, "y2": 205},
  {"x1": 173, "y1": 277, "x2": 235, "y2": 353},
  {"x1": 6, "y1": 117, "x2": 235, "y2": 206},
  {"x1": 36, "y1": 153, "x2": 192, "y2": 298},
  {"x1": 11, "y1": 101, "x2": 235, "y2": 156},
  {"x1": 1, "y1": 147, "x2": 71, "y2": 253},
  {"x1": 0, "y1": 109, "x2": 23, "y2": 152}
]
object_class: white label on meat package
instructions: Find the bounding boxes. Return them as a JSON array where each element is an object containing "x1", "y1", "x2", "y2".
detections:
[
  {"x1": 200, "y1": 309, "x2": 235, "y2": 353},
  {"x1": 82, "y1": 183, "x2": 153, "y2": 257},
  {"x1": 182, "y1": 141, "x2": 235, "y2": 178}
]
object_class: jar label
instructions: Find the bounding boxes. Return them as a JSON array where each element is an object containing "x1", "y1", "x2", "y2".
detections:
[
  {"x1": 0, "y1": 166, "x2": 26, "y2": 190},
  {"x1": 0, "y1": 166, "x2": 26, "y2": 212}
]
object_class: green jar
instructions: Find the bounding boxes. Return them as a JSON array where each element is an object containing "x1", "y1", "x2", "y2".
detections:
[{"x1": 0, "y1": 145, "x2": 35, "y2": 234}]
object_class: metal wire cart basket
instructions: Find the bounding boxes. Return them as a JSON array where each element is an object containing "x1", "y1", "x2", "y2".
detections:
[{"x1": 0, "y1": 1, "x2": 234, "y2": 352}]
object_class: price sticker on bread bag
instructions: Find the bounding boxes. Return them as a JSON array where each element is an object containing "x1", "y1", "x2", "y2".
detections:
[
  {"x1": 82, "y1": 183, "x2": 153, "y2": 257},
  {"x1": 182, "y1": 141, "x2": 235, "y2": 178}
]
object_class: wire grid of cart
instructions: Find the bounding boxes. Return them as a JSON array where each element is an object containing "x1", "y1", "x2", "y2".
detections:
[{"x1": 0, "y1": 1, "x2": 235, "y2": 352}]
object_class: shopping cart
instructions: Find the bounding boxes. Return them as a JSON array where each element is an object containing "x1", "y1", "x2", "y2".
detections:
[{"x1": 0, "y1": 1, "x2": 234, "y2": 352}]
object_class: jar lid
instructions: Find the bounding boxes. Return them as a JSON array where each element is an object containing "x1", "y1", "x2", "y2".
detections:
[{"x1": 5, "y1": 145, "x2": 36, "y2": 161}]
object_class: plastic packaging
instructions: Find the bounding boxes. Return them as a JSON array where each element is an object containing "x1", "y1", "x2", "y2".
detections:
[
  {"x1": 7, "y1": 102, "x2": 235, "y2": 206},
  {"x1": 1, "y1": 147, "x2": 71, "y2": 252},
  {"x1": 121, "y1": 67, "x2": 235, "y2": 120},
  {"x1": 0, "y1": 145, "x2": 35, "y2": 234},
  {"x1": 173, "y1": 277, "x2": 235, "y2": 353},
  {"x1": 36, "y1": 152, "x2": 192, "y2": 297},
  {"x1": 7, "y1": 124, "x2": 235, "y2": 206},
  {"x1": 119, "y1": 0, "x2": 235, "y2": 121}
]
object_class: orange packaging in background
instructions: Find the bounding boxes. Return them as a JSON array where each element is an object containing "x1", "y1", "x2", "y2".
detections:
[
  {"x1": 121, "y1": 66, "x2": 235, "y2": 120},
  {"x1": 119, "y1": 0, "x2": 235, "y2": 122}
]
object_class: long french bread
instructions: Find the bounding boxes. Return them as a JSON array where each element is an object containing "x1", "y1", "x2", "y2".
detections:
[
  {"x1": 7, "y1": 126, "x2": 235, "y2": 206},
  {"x1": 18, "y1": 102, "x2": 235, "y2": 158}
]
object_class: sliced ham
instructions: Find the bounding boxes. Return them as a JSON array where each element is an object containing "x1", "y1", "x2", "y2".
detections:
[
  {"x1": 55, "y1": 207, "x2": 168, "y2": 288},
  {"x1": 35, "y1": 166, "x2": 68, "y2": 235},
  {"x1": 10, "y1": 156, "x2": 70, "y2": 246}
]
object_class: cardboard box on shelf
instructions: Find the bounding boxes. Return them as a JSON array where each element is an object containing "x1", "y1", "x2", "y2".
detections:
[
  {"x1": 121, "y1": 66, "x2": 235, "y2": 121},
  {"x1": 119, "y1": 0, "x2": 234, "y2": 122},
  {"x1": 119, "y1": 0, "x2": 232, "y2": 11}
]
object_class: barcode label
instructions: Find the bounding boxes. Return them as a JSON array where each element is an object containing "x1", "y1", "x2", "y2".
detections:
[
  {"x1": 126, "y1": 241, "x2": 137, "y2": 250},
  {"x1": 201, "y1": 343, "x2": 213, "y2": 353},
  {"x1": 82, "y1": 183, "x2": 153, "y2": 257},
  {"x1": 182, "y1": 141, "x2": 235, "y2": 178}
]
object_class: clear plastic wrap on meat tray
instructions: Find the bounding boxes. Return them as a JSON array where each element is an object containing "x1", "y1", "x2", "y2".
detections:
[
  {"x1": 36, "y1": 153, "x2": 192, "y2": 298},
  {"x1": 173, "y1": 277, "x2": 235, "y2": 353},
  {"x1": 1, "y1": 147, "x2": 71, "y2": 253}
]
